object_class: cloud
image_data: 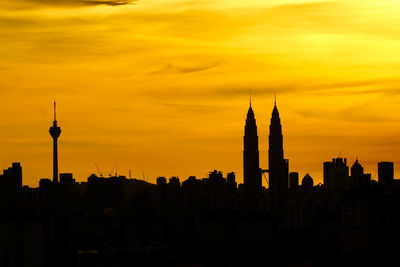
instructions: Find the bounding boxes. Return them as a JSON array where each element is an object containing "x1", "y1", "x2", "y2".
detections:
[
  {"x1": 149, "y1": 62, "x2": 220, "y2": 75},
  {"x1": 80, "y1": 0, "x2": 136, "y2": 6},
  {"x1": 13, "y1": 0, "x2": 137, "y2": 7}
]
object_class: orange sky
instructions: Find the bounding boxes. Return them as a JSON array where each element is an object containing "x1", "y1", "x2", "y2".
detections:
[{"x1": 1, "y1": 0, "x2": 400, "y2": 187}]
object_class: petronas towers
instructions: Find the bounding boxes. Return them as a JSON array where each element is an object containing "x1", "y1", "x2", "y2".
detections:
[{"x1": 243, "y1": 99, "x2": 289, "y2": 216}]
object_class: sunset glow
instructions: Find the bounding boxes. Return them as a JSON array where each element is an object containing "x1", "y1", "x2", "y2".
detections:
[{"x1": 1, "y1": 0, "x2": 400, "y2": 186}]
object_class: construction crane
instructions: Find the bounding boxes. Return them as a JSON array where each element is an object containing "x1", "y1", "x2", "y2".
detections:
[
  {"x1": 108, "y1": 162, "x2": 117, "y2": 177},
  {"x1": 95, "y1": 163, "x2": 103, "y2": 177}
]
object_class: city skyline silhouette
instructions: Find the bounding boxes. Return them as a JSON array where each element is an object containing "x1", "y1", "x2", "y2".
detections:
[
  {"x1": 1, "y1": 97, "x2": 396, "y2": 188},
  {"x1": 1, "y1": 98, "x2": 399, "y2": 266},
  {"x1": 2, "y1": 0, "x2": 400, "y2": 266},
  {"x1": 4, "y1": 98, "x2": 393, "y2": 188}
]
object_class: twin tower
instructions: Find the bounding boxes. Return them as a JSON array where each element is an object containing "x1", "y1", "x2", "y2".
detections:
[{"x1": 243, "y1": 99, "x2": 289, "y2": 213}]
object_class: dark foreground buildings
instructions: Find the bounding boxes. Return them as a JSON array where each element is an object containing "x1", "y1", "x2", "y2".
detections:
[{"x1": 1, "y1": 101, "x2": 400, "y2": 267}]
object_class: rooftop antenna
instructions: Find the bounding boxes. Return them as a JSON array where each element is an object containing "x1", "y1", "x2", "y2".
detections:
[{"x1": 129, "y1": 169, "x2": 132, "y2": 179}]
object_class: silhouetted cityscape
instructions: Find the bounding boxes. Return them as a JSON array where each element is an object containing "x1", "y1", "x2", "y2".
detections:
[{"x1": 1, "y1": 100, "x2": 400, "y2": 267}]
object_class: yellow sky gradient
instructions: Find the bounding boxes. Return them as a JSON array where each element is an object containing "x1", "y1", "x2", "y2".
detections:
[{"x1": 1, "y1": 0, "x2": 400, "y2": 186}]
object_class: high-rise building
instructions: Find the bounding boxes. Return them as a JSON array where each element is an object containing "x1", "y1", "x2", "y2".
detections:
[
  {"x1": 323, "y1": 161, "x2": 332, "y2": 189},
  {"x1": 227, "y1": 172, "x2": 237, "y2": 191},
  {"x1": 60, "y1": 173, "x2": 75, "y2": 192},
  {"x1": 378, "y1": 161, "x2": 394, "y2": 185},
  {"x1": 49, "y1": 101, "x2": 61, "y2": 184},
  {"x1": 268, "y1": 99, "x2": 289, "y2": 220},
  {"x1": 0, "y1": 163, "x2": 22, "y2": 211},
  {"x1": 289, "y1": 172, "x2": 299, "y2": 193},
  {"x1": 243, "y1": 102, "x2": 261, "y2": 194},
  {"x1": 157, "y1": 177, "x2": 167, "y2": 187},
  {"x1": 323, "y1": 157, "x2": 348, "y2": 192},
  {"x1": 348, "y1": 159, "x2": 371, "y2": 189},
  {"x1": 301, "y1": 173, "x2": 314, "y2": 193}
]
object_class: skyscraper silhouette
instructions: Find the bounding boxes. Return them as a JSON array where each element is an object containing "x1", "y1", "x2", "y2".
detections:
[
  {"x1": 49, "y1": 101, "x2": 61, "y2": 183},
  {"x1": 268, "y1": 98, "x2": 288, "y2": 220},
  {"x1": 243, "y1": 101, "x2": 261, "y2": 194},
  {"x1": 378, "y1": 161, "x2": 394, "y2": 185},
  {"x1": 323, "y1": 158, "x2": 348, "y2": 192},
  {"x1": 349, "y1": 159, "x2": 371, "y2": 189}
]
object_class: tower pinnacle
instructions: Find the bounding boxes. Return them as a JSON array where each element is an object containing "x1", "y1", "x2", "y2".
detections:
[
  {"x1": 250, "y1": 91, "x2": 252, "y2": 107},
  {"x1": 54, "y1": 100, "x2": 56, "y2": 122}
]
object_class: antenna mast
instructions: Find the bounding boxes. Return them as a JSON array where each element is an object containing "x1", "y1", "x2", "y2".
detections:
[{"x1": 54, "y1": 100, "x2": 57, "y2": 122}]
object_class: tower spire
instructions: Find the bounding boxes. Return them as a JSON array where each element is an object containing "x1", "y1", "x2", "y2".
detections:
[
  {"x1": 274, "y1": 92, "x2": 276, "y2": 106},
  {"x1": 249, "y1": 90, "x2": 252, "y2": 107},
  {"x1": 54, "y1": 100, "x2": 56, "y2": 122}
]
